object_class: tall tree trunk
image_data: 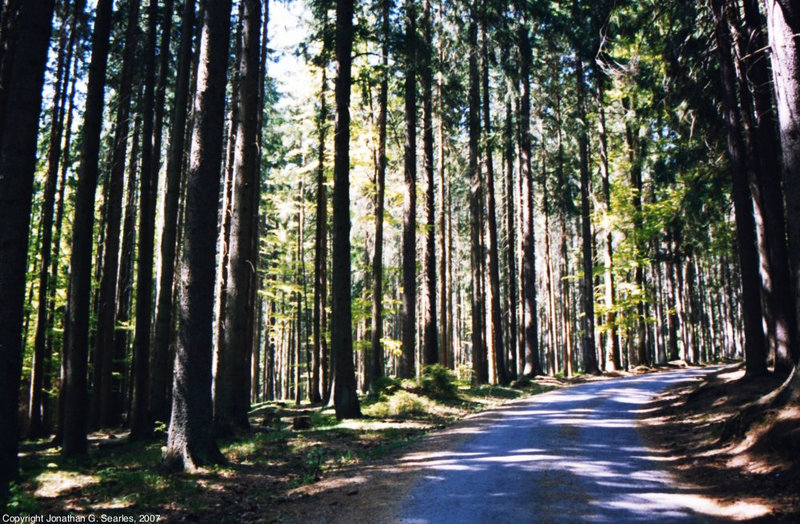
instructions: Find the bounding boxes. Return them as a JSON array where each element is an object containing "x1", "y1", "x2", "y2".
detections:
[
  {"x1": 369, "y1": 0, "x2": 390, "y2": 392},
  {"x1": 421, "y1": 0, "x2": 438, "y2": 367},
  {"x1": 437, "y1": 0, "x2": 450, "y2": 369},
  {"x1": 481, "y1": 16, "x2": 507, "y2": 383},
  {"x1": 0, "y1": 0, "x2": 21, "y2": 140},
  {"x1": 712, "y1": 0, "x2": 768, "y2": 376},
  {"x1": 312, "y1": 61, "x2": 328, "y2": 403},
  {"x1": 0, "y1": 0, "x2": 54, "y2": 491},
  {"x1": 164, "y1": 0, "x2": 232, "y2": 471},
  {"x1": 330, "y1": 0, "x2": 361, "y2": 418},
  {"x1": 216, "y1": 5, "x2": 243, "y2": 359},
  {"x1": 130, "y1": 0, "x2": 160, "y2": 440},
  {"x1": 519, "y1": 17, "x2": 542, "y2": 378},
  {"x1": 596, "y1": 72, "x2": 620, "y2": 371},
  {"x1": 622, "y1": 96, "x2": 649, "y2": 366},
  {"x1": 61, "y1": 0, "x2": 113, "y2": 457},
  {"x1": 29, "y1": 3, "x2": 80, "y2": 437},
  {"x1": 468, "y1": 0, "x2": 486, "y2": 385},
  {"x1": 45, "y1": 56, "x2": 79, "y2": 433},
  {"x1": 113, "y1": 114, "x2": 142, "y2": 427},
  {"x1": 744, "y1": 0, "x2": 798, "y2": 372},
  {"x1": 153, "y1": 0, "x2": 196, "y2": 424},
  {"x1": 147, "y1": 0, "x2": 177, "y2": 425},
  {"x1": 504, "y1": 99, "x2": 518, "y2": 379},
  {"x1": 574, "y1": 52, "x2": 598, "y2": 374},
  {"x1": 763, "y1": 0, "x2": 800, "y2": 399},
  {"x1": 761, "y1": 0, "x2": 800, "y2": 371},
  {"x1": 553, "y1": 63, "x2": 573, "y2": 377},
  {"x1": 94, "y1": 0, "x2": 140, "y2": 429},
  {"x1": 400, "y1": 0, "x2": 417, "y2": 379},
  {"x1": 216, "y1": 0, "x2": 262, "y2": 432}
]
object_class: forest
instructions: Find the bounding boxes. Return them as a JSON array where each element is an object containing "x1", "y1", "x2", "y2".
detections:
[{"x1": 1, "y1": 0, "x2": 800, "y2": 518}]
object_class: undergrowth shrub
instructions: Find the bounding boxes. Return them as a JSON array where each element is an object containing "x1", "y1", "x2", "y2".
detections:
[
  {"x1": 374, "y1": 376, "x2": 402, "y2": 395},
  {"x1": 364, "y1": 390, "x2": 430, "y2": 417},
  {"x1": 418, "y1": 364, "x2": 458, "y2": 400}
]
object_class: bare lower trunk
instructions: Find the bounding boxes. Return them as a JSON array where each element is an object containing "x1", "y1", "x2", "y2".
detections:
[
  {"x1": 400, "y1": 0, "x2": 417, "y2": 379},
  {"x1": 713, "y1": 0, "x2": 768, "y2": 376},
  {"x1": 575, "y1": 54, "x2": 598, "y2": 374},
  {"x1": 330, "y1": 0, "x2": 360, "y2": 418},
  {"x1": 763, "y1": 1, "x2": 800, "y2": 374},
  {"x1": 422, "y1": 0, "x2": 438, "y2": 368},
  {"x1": 165, "y1": 0, "x2": 232, "y2": 471},
  {"x1": 62, "y1": 0, "x2": 112, "y2": 457},
  {"x1": 0, "y1": 0, "x2": 55, "y2": 490}
]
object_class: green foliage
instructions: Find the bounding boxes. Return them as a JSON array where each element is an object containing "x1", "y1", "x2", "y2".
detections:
[
  {"x1": 363, "y1": 390, "x2": 431, "y2": 418},
  {"x1": 310, "y1": 410, "x2": 338, "y2": 428},
  {"x1": 4, "y1": 482, "x2": 40, "y2": 514},
  {"x1": 374, "y1": 376, "x2": 402, "y2": 395},
  {"x1": 470, "y1": 384, "x2": 523, "y2": 399},
  {"x1": 417, "y1": 364, "x2": 458, "y2": 400}
]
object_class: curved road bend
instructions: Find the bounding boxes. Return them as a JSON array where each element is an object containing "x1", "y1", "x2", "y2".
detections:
[{"x1": 397, "y1": 368, "x2": 720, "y2": 523}]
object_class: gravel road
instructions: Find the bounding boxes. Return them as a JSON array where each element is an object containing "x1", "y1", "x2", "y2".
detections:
[{"x1": 397, "y1": 368, "x2": 719, "y2": 523}]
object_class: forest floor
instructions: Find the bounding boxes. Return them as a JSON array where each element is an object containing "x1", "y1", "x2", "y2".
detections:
[
  {"x1": 10, "y1": 363, "x2": 798, "y2": 522},
  {"x1": 8, "y1": 374, "x2": 563, "y2": 522},
  {"x1": 640, "y1": 363, "x2": 800, "y2": 521}
]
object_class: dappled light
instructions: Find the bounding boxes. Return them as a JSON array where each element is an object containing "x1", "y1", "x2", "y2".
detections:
[
  {"x1": 2, "y1": 0, "x2": 799, "y2": 519},
  {"x1": 397, "y1": 369, "x2": 772, "y2": 522}
]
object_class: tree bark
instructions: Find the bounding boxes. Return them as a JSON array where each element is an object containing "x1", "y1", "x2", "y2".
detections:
[
  {"x1": 147, "y1": 0, "x2": 177, "y2": 425},
  {"x1": 216, "y1": 0, "x2": 262, "y2": 432},
  {"x1": 164, "y1": 0, "x2": 232, "y2": 471},
  {"x1": 130, "y1": 0, "x2": 160, "y2": 440},
  {"x1": 738, "y1": 0, "x2": 797, "y2": 373},
  {"x1": 153, "y1": 0, "x2": 196, "y2": 425},
  {"x1": 28, "y1": 3, "x2": 80, "y2": 437},
  {"x1": 574, "y1": 52, "x2": 598, "y2": 374},
  {"x1": 596, "y1": 72, "x2": 621, "y2": 371},
  {"x1": 762, "y1": 0, "x2": 800, "y2": 372},
  {"x1": 330, "y1": 0, "x2": 361, "y2": 418},
  {"x1": 519, "y1": 16, "x2": 542, "y2": 378},
  {"x1": 61, "y1": 0, "x2": 113, "y2": 457},
  {"x1": 312, "y1": 60, "x2": 328, "y2": 403},
  {"x1": 45, "y1": 54, "x2": 79, "y2": 433},
  {"x1": 437, "y1": 0, "x2": 450, "y2": 369},
  {"x1": 369, "y1": 0, "x2": 390, "y2": 391},
  {"x1": 113, "y1": 113, "x2": 142, "y2": 427},
  {"x1": 481, "y1": 15, "x2": 507, "y2": 383},
  {"x1": 0, "y1": 0, "x2": 54, "y2": 491},
  {"x1": 421, "y1": 0, "x2": 438, "y2": 368},
  {"x1": 400, "y1": 0, "x2": 418, "y2": 379},
  {"x1": 468, "y1": 0, "x2": 486, "y2": 385},
  {"x1": 504, "y1": 99, "x2": 518, "y2": 379},
  {"x1": 94, "y1": 0, "x2": 140, "y2": 429},
  {"x1": 712, "y1": 0, "x2": 768, "y2": 376}
]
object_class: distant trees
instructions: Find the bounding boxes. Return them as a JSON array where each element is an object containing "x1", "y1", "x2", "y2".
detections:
[{"x1": 5, "y1": 0, "x2": 800, "y2": 495}]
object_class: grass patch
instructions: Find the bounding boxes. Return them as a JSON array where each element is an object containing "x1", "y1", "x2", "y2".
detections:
[{"x1": 363, "y1": 390, "x2": 433, "y2": 418}]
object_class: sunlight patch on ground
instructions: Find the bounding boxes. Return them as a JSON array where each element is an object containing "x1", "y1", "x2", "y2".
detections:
[
  {"x1": 288, "y1": 474, "x2": 366, "y2": 497},
  {"x1": 613, "y1": 493, "x2": 771, "y2": 520},
  {"x1": 35, "y1": 471, "x2": 99, "y2": 498},
  {"x1": 92, "y1": 497, "x2": 136, "y2": 510},
  {"x1": 335, "y1": 419, "x2": 433, "y2": 431},
  {"x1": 399, "y1": 450, "x2": 486, "y2": 462}
]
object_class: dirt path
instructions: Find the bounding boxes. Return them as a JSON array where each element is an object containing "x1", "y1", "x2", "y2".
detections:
[{"x1": 268, "y1": 368, "x2": 733, "y2": 523}]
